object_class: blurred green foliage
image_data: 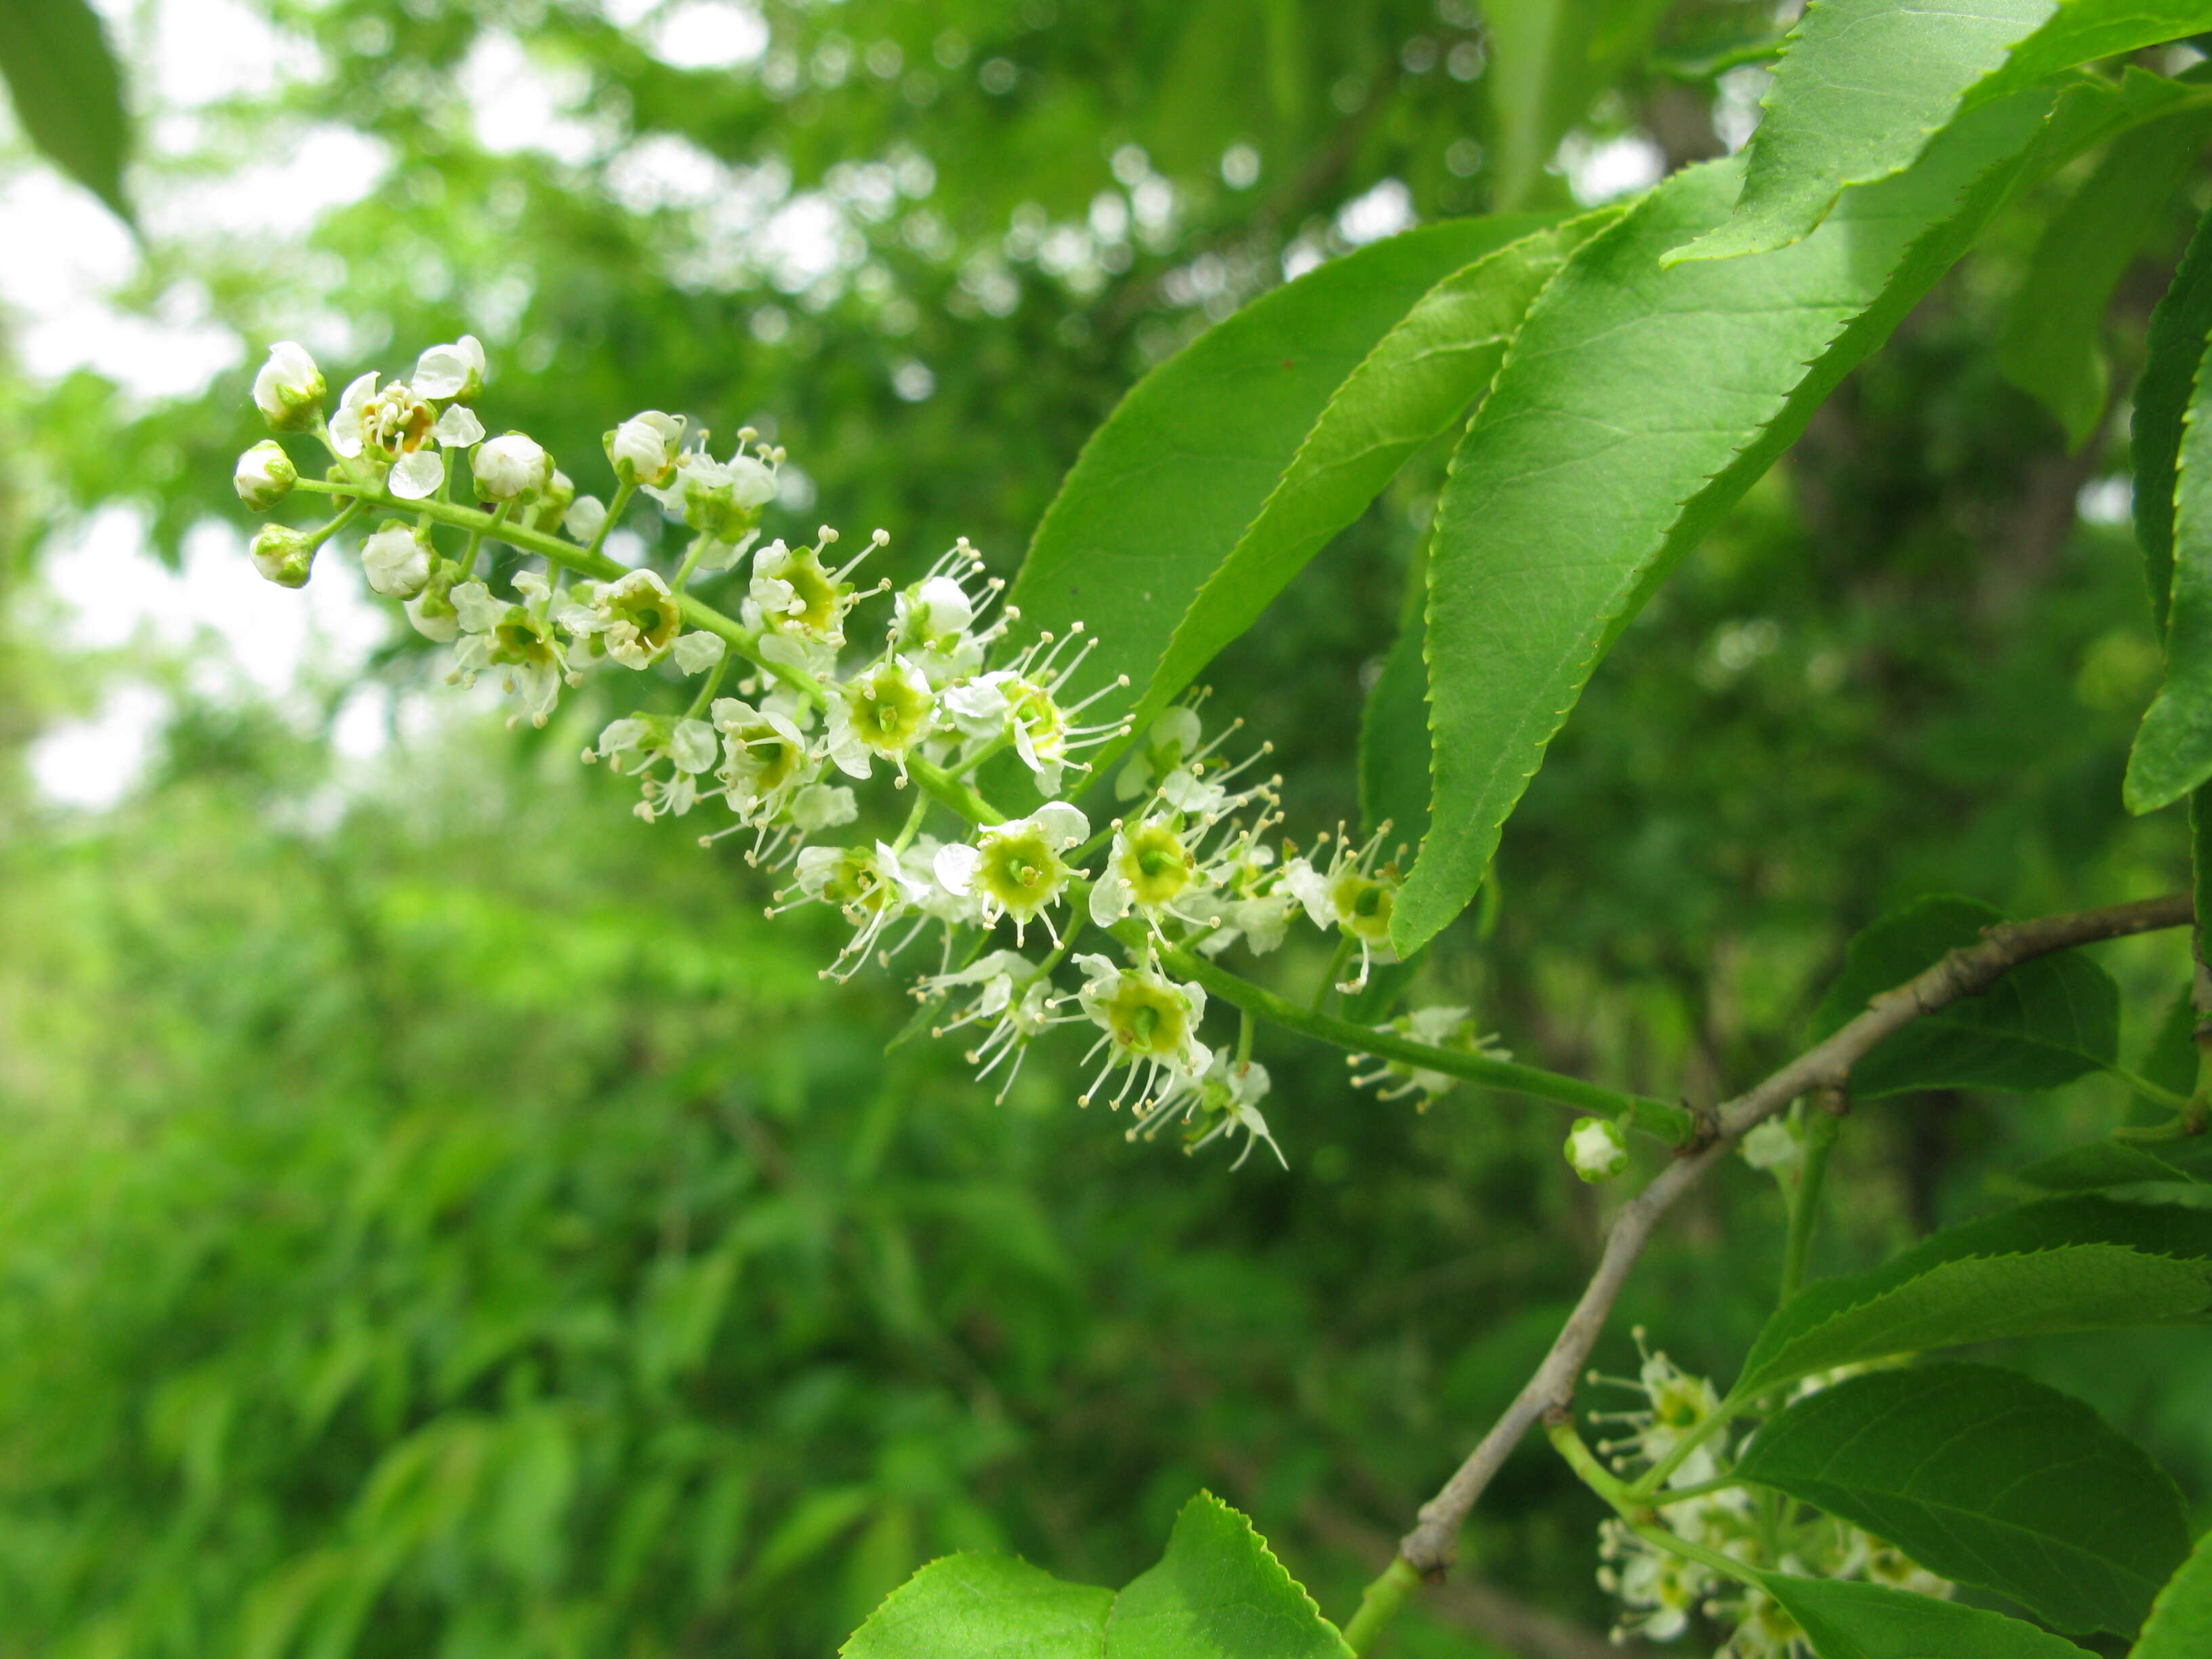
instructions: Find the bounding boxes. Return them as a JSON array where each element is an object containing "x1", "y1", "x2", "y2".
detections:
[{"x1": 3, "y1": 1, "x2": 2209, "y2": 1655}]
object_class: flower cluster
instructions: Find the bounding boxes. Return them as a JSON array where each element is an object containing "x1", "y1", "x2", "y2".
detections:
[
  {"x1": 232, "y1": 338, "x2": 1507, "y2": 1172},
  {"x1": 1586, "y1": 1335, "x2": 1950, "y2": 1655}
]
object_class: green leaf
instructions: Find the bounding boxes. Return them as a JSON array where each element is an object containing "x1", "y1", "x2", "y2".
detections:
[
  {"x1": 1736, "y1": 1362, "x2": 2190, "y2": 1634},
  {"x1": 1807, "y1": 895, "x2": 2120, "y2": 1096},
  {"x1": 2133, "y1": 202, "x2": 2212, "y2": 640},
  {"x1": 842, "y1": 1552, "x2": 1113, "y2": 1658},
  {"x1": 1484, "y1": 0, "x2": 1675, "y2": 210},
  {"x1": 2133, "y1": 1528, "x2": 2212, "y2": 1659},
  {"x1": 1759, "y1": 1576, "x2": 2097, "y2": 1659},
  {"x1": 2009, "y1": 1138, "x2": 2212, "y2": 1191},
  {"x1": 2129, "y1": 323, "x2": 2212, "y2": 810},
  {"x1": 842, "y1": 1494, "x2": 1349, "y2": 1659},
  {"x1": 0, "y1": 0, "x2": 134, "y2": 225},
  {"x1": 1004, "y1": 216, "x2": 1548, "y2": 747},
  {"x1": 1393, "y1": 93, "x2": 2055, "y2": 954},
  {"x1": 1140, "y1": 210, "x2": 1619, "y2": 748},
  {"x1": 1359, "y1": 598, "x2": 1431, "y2": 855},
  {"x1": 1672, "y1": 0, "x2": 2212, "y2": 266},
  {"x1": 1104, "y1": 1493, "x2": 1350, "y2": 1658},
  {"x1": 1731, "y1": 1197, "x2": 2212, "y2": 1398},
  {"x1": 1999, "y1": 108, "x2": 2212, "y2": 451}
]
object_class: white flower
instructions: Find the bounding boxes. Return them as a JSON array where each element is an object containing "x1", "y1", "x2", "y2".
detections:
[
  {"x1": 645, "y1": 440, "x2": 778, "y2": 539},
  {"x1": 607, "y1": 411, "x2": 686, "y2": 486},
  {"x1": 1130, "y1": 1052, "x2": 1284, "y2": 1170},
  {"x1": 1565, "y1": 1117, "x2": 1629, "y2": 1183},
  {"x1": 449, "y1": 571, "x2": 567, "y2": 725},
  {"x1": 1071, "y1": 953, "x2": 1211, "y2": 1110},
  {"x1": 565, "y1": 494, "x2": 608, "y2": 544},
  {"x1": 1115, "y1": 706, "x2": 1203, "y2": 800},
  {"x1": 412, "y1": 334, "x2": 486, "y2": 401},
  {"x1": 565, "y1": 568, "x2": 681, "y2": 668},
  {"x1": 826, "y1": 657, "x2": 938, "y2": 779},
  {"x1": 710, "y1": 696, "x2": 821, "y2": 828},
  {"x1": 361, "y1": 523, "x2": 434, "y2": 599},
  {"x1": 789, "y1": 840, "x2": 931, "y2": 977},
  {"x1": 933, "y1": 802, "x2": 1088, "y2": 944},
  {"x1": 1089, "y1": 814, "x2": 1210, "y2": 929},
  {"x1": 671, "y1": 631, "x2": 726, "y2": 675},
  {"x1": 252, "y1": 341, "x2": 325, "y2": 432},
  {"x1": 1349, "y1": 1006, "x2": 1510, "y2": 1109},
  {"x1": 232, "y1": 440, "x2": 295, "y2": 510},
  {"x1": 1277, "y1": 825, "x2": 1402, "y2": 990},
  {"x1": 917, "y1": 949, "x2": 1067, "y2": 1099},
  {"x1": 474, "y1": 432, "x2": 553, "y2": 501}
]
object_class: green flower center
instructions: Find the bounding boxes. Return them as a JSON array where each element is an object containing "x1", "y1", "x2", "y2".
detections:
[
  {"x1": 1331, "y1": 874, "x2": 1395, "y2": 942},
  {"x1": 613, "y1": 593, "x2": 679, "y2": 653},
  {"x1": 979, "y1": 829, "x2": 1063, "y2": 915},
  {"x1": 823, "y1": 853, "x2": 893, "y2": 912},
  {"x1": 1120, "y1": 823, "x2": 1193, "y2": 907},
  {"x1": 491, "y1": 611, "x2": 557, "y2": 666},
  {"x1": 785, "y1": 552, "x2": 845, "y2": 635},
  {"x1": 850, "y1": 670, "x2": 933, "y2": 753},
  {"x1": 1105, "y1": 977, "x2": 1187, "y2": 1059}
]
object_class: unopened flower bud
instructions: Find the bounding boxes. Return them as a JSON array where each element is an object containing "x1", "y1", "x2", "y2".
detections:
[
  {"x1": 252, "y1": 341, "x2": 326, "y2": 432},
  {"x1": 361, "y1": 520, "x2": 434, "y2": 598},
  {"x1": 249, "y1": 524, "x2": 315, "y2": 588},
  {"x1": 1565, "y1": 1116, "x2": 1629, "y2": 1183},
  {"x1": 474, "y1": 432, "x2": 553, "y2": 501},
  {"x1": 233, "y1": 440, "x2": 296, "y2": 510},
  {"x1": 607, "y1": 411, "x2": 685, "y2": 487},
  {"x1": 565, "y1": 493, "x2": 607, "y2": 544},
  {"x1": 1740, "y1": 1118, "x2": 1802, "y2": 1172},
  {"x1": 406, "y1": 567, "x2": 459, "y2": 642}
]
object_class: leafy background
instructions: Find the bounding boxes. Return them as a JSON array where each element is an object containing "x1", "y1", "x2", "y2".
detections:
[{"x1": 1, "y1": 1, "x2": 2207, "y2": 1655}]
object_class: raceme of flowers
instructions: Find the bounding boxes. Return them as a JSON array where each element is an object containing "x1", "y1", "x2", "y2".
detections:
[
  {"x1": 233, "y1": 337, "x2": 1584, "y2": 1172},
  {"x1": 1586, "y1": 1335, "x2": 1952, "y2": 1657}
]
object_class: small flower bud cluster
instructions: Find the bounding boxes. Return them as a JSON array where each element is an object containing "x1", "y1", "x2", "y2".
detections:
[
  {"x1": 1586, "y1": 1334, "x2": 1950, "y2": 1654},
  {"x1": 232, "y1": 338, "x2": 1511, "y2": 1173}
]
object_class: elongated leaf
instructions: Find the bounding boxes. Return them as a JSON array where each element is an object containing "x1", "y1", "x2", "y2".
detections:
[
  {"x1": 1674, "y1": 0, "x2": 2212, "y2": 265},
  {"x1": 1999, "y1": 109, "x2": 2212, "y2": 451},
  {"x1": 1004, "y1": 216, "x2": 1547, "y2": 741},
  {"x1": 842, "y1": 1495, "x2": 1348, "y2": 1659},
  {"x1": 2134, "y1": 201, "x2": 2212, "y2": 638},
  {"x1": 2134, "y1": 1528, "x2": 2212, "y2": 1659},
  {"x1": 0, "y1": 0, "x2": 133, "y2": 224},
  {"x1": 1360, "y1": 596, "x2": 1431, "y2": 854},
  {"x1": 2128, "y1": 325, "x2": 2212, "y2": 809},
  {"x1": 1807, "y1": 895, "x2": 2119, "y2": 1096},
  {"x1": 1140, "y1": 211, "x2": 1619, "y2": 747},
  {"x1": 2010, "y1": 1138, "x2": 2212, "y2": 1191},
  {"x1": 1760, "y1": 1576, "x2": 2096, "y2": 1659},
  {"x1": 1736, "y1": 1363, "x2": 2190, "y2": 1634},
  {"x1": 843, "y1": 1553, "x2": 1111, "y2": 1658},
  {"x1": 1731, "y1": 1197, "x2": 2212, "y2": 1398},
  {"x1": 1396, "y1": 94, "x2": 2055, "y2": 954}
]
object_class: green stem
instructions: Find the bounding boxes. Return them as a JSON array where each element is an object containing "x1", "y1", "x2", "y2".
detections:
[
  {"x1": 1236, "y1": 1006, "x2": 1254, "y2": 1069},
  {"x1": 1627, "y1": 1520, "x2": 1761, "y2": 1591},
  {"x1": 951, "y1": 731, "x2": 1012, "y2": 779},
  {"x1": 1340, "y1": 1557, "x2": 1419, "y2": 1656},
  {"x1": 1312, "y1": 935, "x2": 1354, "y2": 1013},
  {"x1": 908, "y1": 756, "x2": 1006, "y2": 825},
  {"x1": 682, "y1": 649, "x2": 732, "y2": 720},
  {"x1": 1155, "y1": 940, "x2": 1698, "y2": 1144},
  {"x1": 589, "y1": 478, "x2": 636, "y2": 561},
  {"x1": 2109, "y1": 1065, "x2": 2195, "y2": 1113},
  {"x1": 888, "y1": 790, "x2": 930, "y2": 856},
  {"x1": 1778, "y1": 1109, "x2": 1840, "y2": 1305},
  {"x1": 670, "y1": 529, "x2": 713, "y2": 594},
  {"x1": 1624, "y1": 1402, "x2": 1742, "y2": 1501},
  {"x1": 455, "y1": 501, "x2": 510, "y2": 582},
  {"x1": 1645, "y1": 1473, "x2": 1750, "y2": 1507},
  {"x1": 308, "y1": 495, "x2": 369, "y2": 545},
  {"x1": 1546, "y1": 1417, "x2": 1646, "y2": 1517}
]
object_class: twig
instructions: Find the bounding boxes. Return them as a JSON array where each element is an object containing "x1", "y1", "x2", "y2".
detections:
[{"x1": 1393, "y1": 890, "x2": 2192, "y2": 1578}]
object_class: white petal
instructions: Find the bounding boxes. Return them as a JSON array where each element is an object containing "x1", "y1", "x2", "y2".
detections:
[
  {"x1": 1088, "y1": 874, "x2": 1129, "y2": 928},
  {"x1": 433, "y1": 404, "x2": 486, "y2": 447},
  {"x1": 1033, "y1": 801, "x2": 1088, "y2": 846},
  {"x1": 671, "y1": 632, "x2": 726, "y2": 675},
  {"x1": 387, "y1": 449, "x2": 445, "y2": 499},
  {"x1": 670, "y1": 718, "x2": 718, "y2": 773},
  {"x1": 933, "y1": 842, "x2": 981, "y2": 895}
]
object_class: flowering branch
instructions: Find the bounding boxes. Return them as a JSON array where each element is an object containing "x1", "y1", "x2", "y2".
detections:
[{"x1": 1377, "y1": 887, "x2": 2196, "y2": 1611}]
